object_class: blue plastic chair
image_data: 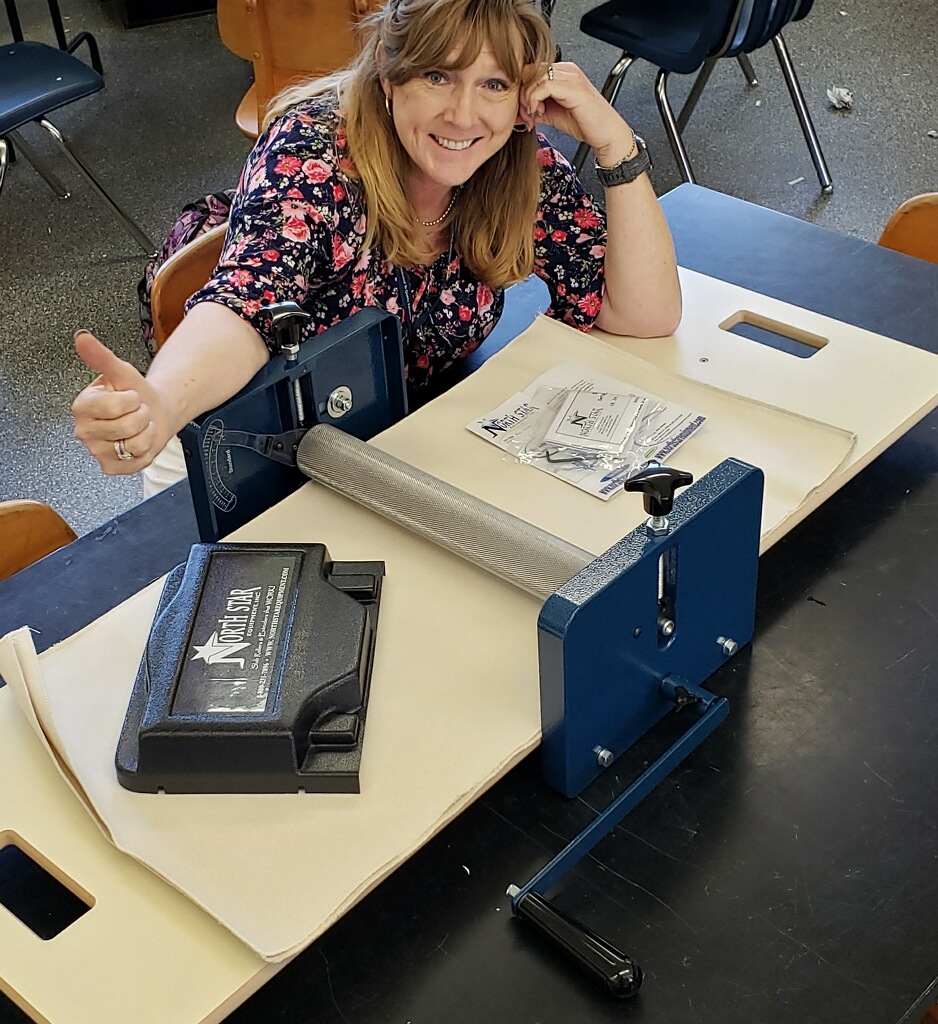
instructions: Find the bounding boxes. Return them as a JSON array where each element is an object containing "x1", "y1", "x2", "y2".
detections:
[
  {"x1": 573, "y1": 0, "x2": 832, "y2": 194},
  {"x1": 0, "y1": 0, "x2": 154, "y2": 251}
]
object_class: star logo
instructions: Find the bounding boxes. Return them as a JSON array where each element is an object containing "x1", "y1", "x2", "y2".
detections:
[{"x1": 191, "y1": 632, "x2": 250, "y2": 667}]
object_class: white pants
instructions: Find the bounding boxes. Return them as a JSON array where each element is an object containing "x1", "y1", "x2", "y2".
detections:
[{"x1": 142, "y1": 435, "x2": 189, "y2": 499}]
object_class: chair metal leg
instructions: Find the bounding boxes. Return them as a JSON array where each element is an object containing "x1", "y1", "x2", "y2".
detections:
[
  {"x1": 678, "y1": 57, "x2": 717, "y2": 132},
  {"x1": 736, "y1": 53, "x2": 758, "y2": 86},
  {"x1": 654, "y1": 68, "x2": 696, "y2": 183},
  {"x1": 45, "y1": 0, "x2": 71, "y2": 50},
  {"x1": 573, "y1": 52, "x2": 636, "y2": 173},
  {"x1": 8, "y1": 130, "x2": 70, "y2": 199},
  {"x1": 4, "y1": 0, "x2": 24, "y2": 42},
  {"x1": 771, "y1": 33, "x2": 833, "y2": 194},
  {"x1": 599, "y1": 52, "x2": 637, "y2": 110},
  {"x1": 572, "y1": 140, "x2": 592, "y2": 175},
  {"x1": 678, "y1": 52, "x2": 758, "y2": 135},
  {"x1": 66, "y1": 32, "x2": 104, "y2": 75},
  {"x1": 36, "y1": 117, "x2": 156, "y2": 252},
  {"x1": 0, "y1": 138, "x2": 8, "y2": 194}
]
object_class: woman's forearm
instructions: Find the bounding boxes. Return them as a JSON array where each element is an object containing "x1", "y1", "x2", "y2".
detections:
[
  {"x1": 148, "y1": 301, "x2": 270, "y2": 440},
  {"x1": 592, "y1": 136, "x2": 682, "y2": 339}
]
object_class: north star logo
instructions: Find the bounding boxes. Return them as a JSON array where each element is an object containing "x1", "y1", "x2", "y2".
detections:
[
  {"x1": 479, "y1": 401, "x2": 538, "y2": 438},
  {"x1": 191, "y1": 632, "x2": 251, "y2": 668}
]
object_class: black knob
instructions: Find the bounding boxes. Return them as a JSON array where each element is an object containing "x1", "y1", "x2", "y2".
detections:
[
  {"x1": 671, "y1": 684, "x2": 698, "y2": 710},
  {"x1": 267, "y1": 301, "x2": 312, "y2": 354},
  {"x1": 514, "y1": 891, "x2": 643, "y2": 999},
  {"x1": 624, "y1": 465, "x2": 693, "y2": 518}
]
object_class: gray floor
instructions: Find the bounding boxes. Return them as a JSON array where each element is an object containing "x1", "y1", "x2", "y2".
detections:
[{"x1": 1, "y1": 0, "x2": 936, "y2": 536}]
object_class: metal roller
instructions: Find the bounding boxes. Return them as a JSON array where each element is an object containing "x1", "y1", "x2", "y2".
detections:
[{"x1": 296, "y1": 424, "x2": 591, "y2": 602}]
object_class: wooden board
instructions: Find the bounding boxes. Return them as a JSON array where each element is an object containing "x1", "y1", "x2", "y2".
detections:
[
  {"x1": 0, "y1": 684, "x2": 273, "y2": 1024},
  {"x1": 600, "y1": 269, "x2": 938, "y2": 500}
]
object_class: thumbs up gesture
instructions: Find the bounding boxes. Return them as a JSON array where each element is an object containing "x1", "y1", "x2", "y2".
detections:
[{"x1": 71, "y1": 331, "x2": 165, "y2": 474}]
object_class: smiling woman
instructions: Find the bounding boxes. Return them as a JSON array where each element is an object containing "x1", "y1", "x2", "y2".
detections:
[
  {"x1": 269, "y1": 0, "x2": 555, "y2": 287},
  {"x1": 71, "y1": 0, "x2": 682, "y2": 495}
]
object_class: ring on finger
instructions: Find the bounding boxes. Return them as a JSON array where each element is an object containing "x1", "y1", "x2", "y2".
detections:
[
  {"x1": 114, "y1": 438, "x2": 134, "y2": 462},
  {"x1": 547, "y1": 63, "x2": 554, "y2": 81}
]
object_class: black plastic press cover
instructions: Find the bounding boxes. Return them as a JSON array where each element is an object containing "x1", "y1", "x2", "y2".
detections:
[{"x1": 115, "y1": 542, "x2": 384, "y2": 794}]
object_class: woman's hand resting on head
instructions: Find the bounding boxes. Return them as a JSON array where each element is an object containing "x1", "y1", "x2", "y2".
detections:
[{"x1": 519, "y1": 61, "x2": 636, "y2": 169}]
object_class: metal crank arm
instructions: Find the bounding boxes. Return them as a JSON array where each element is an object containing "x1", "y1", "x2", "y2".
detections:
[{"x1": 208, "y1": 428, "x2": 309, "y2": 466}]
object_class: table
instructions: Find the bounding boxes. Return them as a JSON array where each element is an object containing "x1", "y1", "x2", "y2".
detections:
[{"x1": 1, "y1": 184, "x2": 936, "y2": 1024}]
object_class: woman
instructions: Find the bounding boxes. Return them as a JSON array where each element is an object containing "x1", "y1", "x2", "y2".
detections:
[{"x1": 72, "y1": 0, "x2": 681, "y2": 490}]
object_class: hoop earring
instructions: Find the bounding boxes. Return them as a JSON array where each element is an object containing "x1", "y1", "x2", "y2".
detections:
[
  {"x1": 385, "y1": 93, "x2": 392, "y2": 117},
  {"x1": 512, "y1": 123, "x2": 527, "y2": 133}
]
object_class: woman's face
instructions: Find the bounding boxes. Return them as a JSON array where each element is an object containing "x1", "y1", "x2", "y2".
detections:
[{"x1": 384, "y1": 45, "x2": 521, "y2": 198}]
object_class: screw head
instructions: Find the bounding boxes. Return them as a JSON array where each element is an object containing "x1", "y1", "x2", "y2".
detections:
[
  {"x1": 327, "y1": 386, "x2": 353, "y2": 418},
  {"x1": 594, "y1": 746, "x2": 614, "y2": 768},
  {"x1": 716, "y1": 636, "x2": 738, "y2": 657}
]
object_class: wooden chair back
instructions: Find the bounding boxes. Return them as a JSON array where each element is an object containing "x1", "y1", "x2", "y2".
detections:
[
  {"x1": 878, "y1": 193, "x2": 938, "y2": 265},
  {"x1": 217, "y1": 0, "x2": 382, "y2": 139},
  {"x1": 0, "y1": 500, "x2": 76, "y2": 582},
  {"x1": 150, "y1": 221, "x2": 228, "y2": 350}
]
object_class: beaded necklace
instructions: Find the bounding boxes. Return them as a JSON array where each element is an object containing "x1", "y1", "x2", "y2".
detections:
[{"x1": 417, "y1": 187, "x2": 459, "y2": 227}]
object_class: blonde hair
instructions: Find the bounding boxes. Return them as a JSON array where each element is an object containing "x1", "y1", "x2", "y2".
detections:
[{"x1": 266, "y1": 0, "x2": 555, "y2": 290}]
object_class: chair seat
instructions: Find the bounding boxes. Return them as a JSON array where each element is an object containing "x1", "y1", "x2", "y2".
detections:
[
  {"x1": 0, "y1": 41, "x2": 102, "y2": 135},
  {"x1": 580, "y1": 0, "x2": 736, "y2": 75},
  {"x1": 234, "y1": 83, "x2": 259, "y2": 140},
  {"x1": 878, "y1": 193, "x2": 938, "y2": 265},
  {"x1": 729, "y1": 0, "x2": 793, "y2": 57},
  {"x1": 0, "y1": 499, "x2": 76, "y2": 582}
]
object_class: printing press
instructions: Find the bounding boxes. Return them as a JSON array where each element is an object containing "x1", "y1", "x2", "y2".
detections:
[{"x1": 83, "y1": 286, "x2": 757, "y2": 989}]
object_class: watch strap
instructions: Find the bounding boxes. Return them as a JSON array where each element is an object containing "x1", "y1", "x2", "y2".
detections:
[{"x1": 594, "y1": 135, "x2": 651, "y2": 187}]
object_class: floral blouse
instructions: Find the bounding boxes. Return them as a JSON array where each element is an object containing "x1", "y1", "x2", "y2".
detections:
[{"x1": 188, "y1": 94, "x2": 607, "y2": 397}]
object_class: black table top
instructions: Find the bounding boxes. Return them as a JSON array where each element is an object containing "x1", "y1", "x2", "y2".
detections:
[{"x1": 1, "y1": 184, "x2": 936, "y2": 1024}]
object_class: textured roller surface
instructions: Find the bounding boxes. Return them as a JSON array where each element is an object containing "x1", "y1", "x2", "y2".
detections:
[{"x1": 297, "y1": 425, "x2": 591, "y2": 602}]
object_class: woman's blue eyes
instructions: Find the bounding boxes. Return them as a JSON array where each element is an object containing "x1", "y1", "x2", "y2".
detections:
[{"x1": 423, "y1": 71, "x2": 511, "y2": 91}]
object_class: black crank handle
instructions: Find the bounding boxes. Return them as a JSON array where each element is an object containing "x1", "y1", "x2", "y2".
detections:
[{"x1": 509, "y1": 888, "x2": 642, "y2": 999}]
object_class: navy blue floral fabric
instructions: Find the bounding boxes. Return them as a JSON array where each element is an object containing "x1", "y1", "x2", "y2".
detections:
[{"x1": 188, "y1": 94, "x2": 608, "y2": 396}]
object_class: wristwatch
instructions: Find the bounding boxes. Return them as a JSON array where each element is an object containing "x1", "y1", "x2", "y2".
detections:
[{"x1": 594, "y1": 135, "x2": 651, "y2": 187}]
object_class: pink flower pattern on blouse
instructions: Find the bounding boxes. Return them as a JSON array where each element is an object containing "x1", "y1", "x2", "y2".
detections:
[{"x1": 188, "y1": 94, "x2": 607, "y2": 397}]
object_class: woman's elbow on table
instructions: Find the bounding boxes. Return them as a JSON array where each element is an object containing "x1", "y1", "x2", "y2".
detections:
[{"x1": 594, "y1": 286, "x2": 682, "y2": 339}]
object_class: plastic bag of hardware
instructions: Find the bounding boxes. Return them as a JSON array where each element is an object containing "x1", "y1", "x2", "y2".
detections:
[
  {"x1": 493, "y1": 384, "x2": 649, "y2": 475},
  {"x1": 467, "y1": 365, "x2": 707, "y2": 500}
]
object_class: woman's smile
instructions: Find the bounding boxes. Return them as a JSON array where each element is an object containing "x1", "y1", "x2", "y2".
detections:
[{"x1": 431, "y1": 135, "x2": 478, "y2": 151}]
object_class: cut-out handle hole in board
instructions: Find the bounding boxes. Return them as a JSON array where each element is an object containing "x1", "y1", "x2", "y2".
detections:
[
  {"x1": 0, "y1": 832, "x2": 93, "y2": 939},
  {"x1": 720, "y1": 311, "x2": 828, "y2": 359}
]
